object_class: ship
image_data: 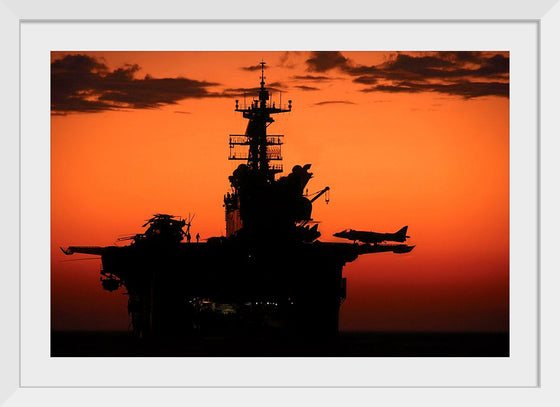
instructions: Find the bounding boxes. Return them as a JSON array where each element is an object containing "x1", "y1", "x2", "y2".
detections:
[{"x1": 61, "y1": 62, "x2": 415, "y2": 339}]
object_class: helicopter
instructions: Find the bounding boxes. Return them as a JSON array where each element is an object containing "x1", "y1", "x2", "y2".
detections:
[{"x1": 119, "y1": 213, "x2": 195, "y2": 245}]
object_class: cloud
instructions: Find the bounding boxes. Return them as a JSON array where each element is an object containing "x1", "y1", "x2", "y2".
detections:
[
  {"x1": 436, "y1": 51, "x2": 484, "y2": 64},
  {"x1": 266, "y1": 81, "x2": 285, "y2": 88},
  {"x1": 294, "y1": 85, "x2": 320, "y2": 91},
  {"x1": 304, "y1": 51, "x2": 509, "y2": 99},
  {"x1": 352, "y1": 76, "x2": 378, "y2": 85},
  {"x1": 292, "y1": 74, "x2": 333, "y2": 82},
  {"x1": 52, "y1": 54, "x2": 222, "y2": 114},
  {"x1": 362, "y1": 80, "x2": 509, "y2": 99},
  {"x1": 314, "y1": 100, "x2": 355, "y2": 106},
  {"x1": 473, "y1": 54, "x2": 509, "y2": 77},
  {"x1": 278, "y1": 51, "x2": 302, "y2": 69},
  {"x1": 241, "y1": 64, "x2": 264, "y2": 71},
  {"x1": 306, "y1": 51, "x2": 349, "y2": 72},
  {"x1": 223, "y1": 81, "x2": 286, "y2": 96}
]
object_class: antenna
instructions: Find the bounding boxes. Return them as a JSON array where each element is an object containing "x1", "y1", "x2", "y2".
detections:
[
  {"x1": 230, "y1": 61, "x2": 291, "y2": 181},
  {"x1": 260, "y1": 60, "x2": 266, "y2": 89}
]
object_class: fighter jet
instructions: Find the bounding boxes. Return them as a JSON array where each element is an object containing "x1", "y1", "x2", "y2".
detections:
[{"x1": 333, "y1": 226, "x2": 409, "y2": 245}]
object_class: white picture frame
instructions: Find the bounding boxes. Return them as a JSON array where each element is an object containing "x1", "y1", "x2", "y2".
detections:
[{"x1": 2, "y1": 0, "x2": 560, "y2": 405}]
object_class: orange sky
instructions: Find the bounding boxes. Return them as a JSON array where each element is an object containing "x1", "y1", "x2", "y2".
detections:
[{"x1": 51, "y1": 51, "x2": 509, "y2": 332}]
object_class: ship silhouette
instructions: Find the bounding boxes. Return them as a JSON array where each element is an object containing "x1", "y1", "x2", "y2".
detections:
[{"x1": 62, "y1": 62, "x2": 415, "y2": 339}]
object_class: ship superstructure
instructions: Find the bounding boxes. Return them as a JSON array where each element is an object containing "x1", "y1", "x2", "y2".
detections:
[{"x1": 224, "y1": 61, "x2": 320, "y2": 242}]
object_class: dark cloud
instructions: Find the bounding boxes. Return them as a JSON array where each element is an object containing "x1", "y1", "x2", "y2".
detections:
[
  {"x1": 388, "y1": 54, "x2": 454, "y2": 70},
  {"x1": 223, "y1": 81, "x2": 286, "y2": 96},
  {"x1": 267, "y1": 81, "x2": 285, "y2": 88},
  {"x1": 361, "y1": 84, "x2": 422, "y2": 94},
  {"x1": 304, "y1": 51, "x2": 509, "y2": 99},
  {"x1": 278, "y1": 51, "x2": 302, "y2": 69},
  {"x1": 51, "y1": 54, "x2": 222, "y2": 114},
  {"x1": 292, "y1": 74, "x2": 333, "y2": 82},
  {"x1": 474, "y1": 54, "x2": 509, "y2": 76},
  {"x1": 241, "y1": 64, "x2": 264, "y2": 72},
  {"x1": 362, "y1": 80, "x2": 509, "y2": 99},
  {"x1": 306, "y1": 51, "x2": 349, "y2": 72},
  {"x1": 294, "y1": 85, "x2": 320, "y2": 91},
  {"x1": 437, "y1": 51, "x2": 484, "y2": 64},
  {"x1": 373, "y1": 54, "x2": 457, "y2": 81},
  {"x1": 375, "y1": 53, "x2": 509, "y2": 81},
  {"x1": 344, "y1": 65, "x2": 377, "y2": 75},
  {"x1": 314, "y1": 100, "x2": 355, "y2": 106},
  {"x1": 223, "y1": 87, "x2": 260, "y2": 95},
  {"x1": 223, "y1": 85, "x2": 285, "y2": 96},
  {"x1": 174, "y1": 110, "x2": 191, "y2": 114},
  {"x1": 353, "y1": 76, "x2": 378, "y2": 85}
]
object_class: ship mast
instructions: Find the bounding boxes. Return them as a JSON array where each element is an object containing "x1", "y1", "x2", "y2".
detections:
[{"x1": 229, "y1": 61, "x2": 292, "y2": 182}]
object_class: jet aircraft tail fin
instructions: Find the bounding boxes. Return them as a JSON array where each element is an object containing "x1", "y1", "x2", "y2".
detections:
[{"x1": 394, "y1": 226, "x2": 409, "y2": 242}]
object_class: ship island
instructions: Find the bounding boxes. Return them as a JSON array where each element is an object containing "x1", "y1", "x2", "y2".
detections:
[{"x1": 61, "y1": 62, "x2": 415, "y2": 349}]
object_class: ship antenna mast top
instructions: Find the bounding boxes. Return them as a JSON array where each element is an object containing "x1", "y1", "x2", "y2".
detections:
[
  {"x1": 260, "y1": 60, "x2": 266, "y2": 90},
  {"x1": 230, "y1": 61, "x2": 292, "y2": 182},
  {"x1": 258, "y1": 60, "x2": 268, "y2": 107}
]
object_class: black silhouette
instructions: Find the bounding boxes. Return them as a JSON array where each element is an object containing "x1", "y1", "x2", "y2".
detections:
[
  {"x1": 334, "y1": 226, "x2": 411, "y2": 245},
  {"x1": 61, "y1": 62, "x2": 415, "y2": 341}
]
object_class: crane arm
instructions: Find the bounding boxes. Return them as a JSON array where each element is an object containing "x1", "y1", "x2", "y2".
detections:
[{"x1": 309, "y1": 186, "x2": 330, "y2": 204}]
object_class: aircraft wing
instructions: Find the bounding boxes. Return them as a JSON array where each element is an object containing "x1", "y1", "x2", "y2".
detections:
[
  {"x1": 316, "y1": 242, "x2": 415, "y2": 259},
  {"x1": 357, "y1": 243, "x2": 415, "y2": 254},
  {"x1": 356, "y1": 232, "x2": 383, "y2": 244}
]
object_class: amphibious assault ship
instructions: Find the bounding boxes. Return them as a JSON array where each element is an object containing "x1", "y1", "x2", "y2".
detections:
[{"x1": 62, "y1": 62, "x2": 414, "y2": 339}]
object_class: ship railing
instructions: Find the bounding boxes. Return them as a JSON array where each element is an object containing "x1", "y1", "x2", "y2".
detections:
[
  {"x1": 229, "y1": 152, "x2": 249, "y2": 160},
  {"x1": 270, "y1": 164, "x2": 283, "y2": 173},
  {"x1": 267, "y1": 145, "x2": 282, "y2": 156},
  {"x1": 229, "y1": 135, "x2": 249, "y2": 145},
  {"x1": 266, "y1": 153, "x2": 282, "y2": 160},
  {"x1": 229, "y1": 152, "x2": 282, "y2": 161},
  {"x1": 266, "y1": 136, "x2": 284, "y2": 145},
  {"x1": 229, "y1": 135, "x2": 284, "y2": 145}
]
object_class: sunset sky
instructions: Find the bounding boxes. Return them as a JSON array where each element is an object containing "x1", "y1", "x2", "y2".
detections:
[{"x1": 51, "y1": 51, "x2": 509, "y2": 332}]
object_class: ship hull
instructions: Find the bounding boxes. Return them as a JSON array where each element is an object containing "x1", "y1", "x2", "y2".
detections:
[{"x1": 100, "y1": 241, "x2": 360, "y2": 338}]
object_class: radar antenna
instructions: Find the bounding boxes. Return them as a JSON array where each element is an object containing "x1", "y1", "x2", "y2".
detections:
[{"x1": 229, "y1": 61, "x2": 292, "y2": 182}]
